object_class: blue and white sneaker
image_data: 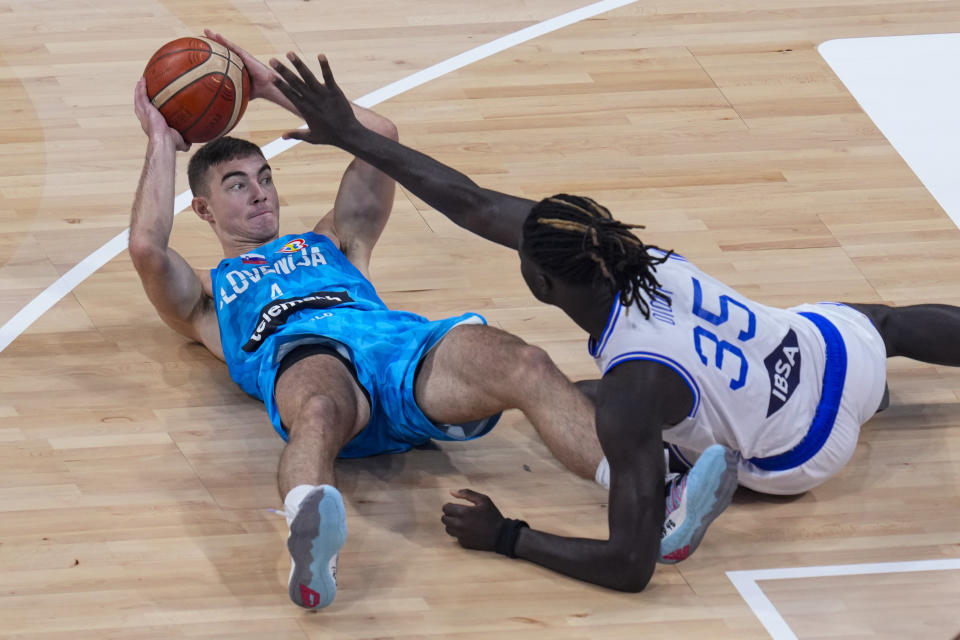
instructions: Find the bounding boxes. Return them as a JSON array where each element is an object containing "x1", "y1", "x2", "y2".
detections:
[
  {"x1": 287, "y1": 485, "x2": 348, "y2": 609},
  {"x1": 659, "y1": 444, "x2": 738, "y2": 563}
]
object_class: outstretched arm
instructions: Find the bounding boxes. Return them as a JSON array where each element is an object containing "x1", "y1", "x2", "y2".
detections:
[
  {"x1": 270, "y1": 52, "x2": 535, "y2": 250},
  {"x1": 129, "y1": 78, "x2": 221, "y2": 356},
  {"x1": 442, "y1": 361, "x2": 669, "y2": 591}
]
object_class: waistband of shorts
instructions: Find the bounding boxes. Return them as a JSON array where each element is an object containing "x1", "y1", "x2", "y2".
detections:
[{"x1": 748, "y1": 311, "x2": 847, "y2": 472}]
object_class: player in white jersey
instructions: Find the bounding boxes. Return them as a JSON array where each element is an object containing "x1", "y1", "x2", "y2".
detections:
[
  {"x1": 517, "y1": 195, "x2": 960, "y2": 499},
  {"x1": 271, "y1": 51, "x2": 960, "y2": 571},
  {"x1": 549, "y1": 221, "x2": 889, "y2": 497}
]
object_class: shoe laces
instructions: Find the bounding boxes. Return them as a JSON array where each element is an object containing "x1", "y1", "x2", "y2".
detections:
[{"x1": 665, "y1": 472, "x2": 687, "y2": 515}]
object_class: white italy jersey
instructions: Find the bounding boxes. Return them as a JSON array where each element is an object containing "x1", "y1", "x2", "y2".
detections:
[{"x1": 589, "y1": 251, "x2": 830, "y2": 460}]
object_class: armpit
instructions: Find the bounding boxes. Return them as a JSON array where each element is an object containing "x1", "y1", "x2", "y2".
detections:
[{"x1": 195, "y1": 267, "x2": 214, "y2": 297}]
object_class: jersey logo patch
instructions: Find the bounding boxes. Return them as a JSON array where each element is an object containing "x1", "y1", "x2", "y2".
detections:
[
  {"x1": 242, "y1": 290, "x2": 353, "y2": 352},
  {"x1": 240, "y1": 253, "x2": 267, "y2": 265},
  {"x1": 764, "y1": 329, "x2": 801, "y2": 417},
  {"x1": 277, "y1": 238, "x2": 307, "y2": 253}
]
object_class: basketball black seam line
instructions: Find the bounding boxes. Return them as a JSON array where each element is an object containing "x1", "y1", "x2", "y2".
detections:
[
  {"x1": 146, "y1": 48, "x2": 231, "y2": 104},
  {"x1": 222, "y1": 49, "x2": 247, "y2": 128},
  {"x1": 183, "y1": 47, "x2": 239, "y2": 140},
  {"x1": 148, "y1": 48, "x2": 231, "y2": 64},
  {"x1": 181, "y1": 71, "x2": 228, "y2": 139},
  {"x1": 225, "y1": 50, "x2": 246, "y2": 121},
  {"x1": 158, "y1": 71, "x2": 226, "y2": 134},
  {"x1": 147, "y1": 48, "x2": 230, "y2": 70}
]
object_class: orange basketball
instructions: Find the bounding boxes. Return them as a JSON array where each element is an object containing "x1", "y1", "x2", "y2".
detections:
[{"x1": 143, "y1": 36, "x2": 251, "y2": 143}]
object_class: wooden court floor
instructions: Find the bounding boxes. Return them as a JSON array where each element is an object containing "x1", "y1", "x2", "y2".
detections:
[{"x1": 1, "y1": 1, "x2": 959, "y2": 638}]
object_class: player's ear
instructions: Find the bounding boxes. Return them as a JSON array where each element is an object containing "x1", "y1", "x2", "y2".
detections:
[
  {"x1": 192, "y1": 196, "x2": 213, "y2": 222},
  {"x1": 526, "y1": 269, "x2": 554, "y2": 304},
  {"x1": 519, "y1": 249, "x2": 554, "y2": 303},
  {"x1": 536, "y1": 271, "x2": 554, "y2": 298}
]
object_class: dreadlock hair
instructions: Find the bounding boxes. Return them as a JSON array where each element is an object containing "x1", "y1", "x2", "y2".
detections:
[
  {"x1": 187, "y1": 136, "x2": 265, "y2": 197},
  {"x1": 521, "y1": 194, "x2": 674, "y2": 318}
]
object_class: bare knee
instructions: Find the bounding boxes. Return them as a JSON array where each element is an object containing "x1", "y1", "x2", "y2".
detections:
[
  {"x1": 289, "y1": 394, "x2": 354, "y2": 445},
  {"x1": 511, "y1": 343, "x2": 562, "y2": 383},
  {"x1": 300, "y1": 394, "x2": 342, "y2": 421}
]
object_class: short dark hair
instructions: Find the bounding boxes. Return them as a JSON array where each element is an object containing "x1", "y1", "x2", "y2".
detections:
[
  {"x1": 521, "y1": 194, "x2": 673, "y2": 317},
  {"x1": 187, "y1": 136, "x2": 265, "y2": 197}
]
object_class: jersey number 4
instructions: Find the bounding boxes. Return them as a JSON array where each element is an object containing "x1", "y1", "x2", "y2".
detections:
[{"x1": 691, "y1": 278, "x2": 756, "y2": 390}]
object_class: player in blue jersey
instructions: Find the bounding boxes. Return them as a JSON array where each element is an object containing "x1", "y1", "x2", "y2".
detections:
[
  {"x1": 128, "y1": 33, "x2": 736, "y2": 609},
  {"x1": 268, "y1": 51, "x2": 960, "y2": 579}
]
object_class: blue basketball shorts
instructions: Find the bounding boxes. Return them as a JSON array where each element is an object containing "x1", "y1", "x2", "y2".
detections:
[{"x1": 257, "y1": 307, "x2": 501, "y2": 457}]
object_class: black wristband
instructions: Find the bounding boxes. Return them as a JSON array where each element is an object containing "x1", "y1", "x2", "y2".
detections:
[{"x1": 493, "y1": 518, "x2": 529, "y2": 558}]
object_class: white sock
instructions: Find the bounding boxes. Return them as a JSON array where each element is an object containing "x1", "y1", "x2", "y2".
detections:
[
  {"x1": 595, "y1": 449, "x2": 674, "y2": 491},
  {"x1": 595, "y1": 457, "x2": 610, "y2": 490},
  {"x1": 283, "y1": 484, "x2": 322, "y2": 528}
]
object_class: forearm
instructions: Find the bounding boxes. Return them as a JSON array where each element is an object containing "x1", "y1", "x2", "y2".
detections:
[
  {"x1": 335, "y1": 124, "x2": 529, "y2": 249},
  {"x1": 339, "y1": 124, "x2": 477, "y2": 208},
  {"x1": 514, "y1": 525, "x2": 656, "y2": 592},
  {"x1": 513, "y1": 393, "x2": 663, "y2": 593},
  {"x1": 129, "y1": 135, "x2": 178, "y2": 258}
]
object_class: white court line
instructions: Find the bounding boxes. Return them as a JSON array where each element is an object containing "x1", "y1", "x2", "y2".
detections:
[
  {"x1": 0, "y1": 0, "x2": 640, "y2": 354},
  {"x1": 728, "y1": 558, "x2": 960, "y2": 639}
]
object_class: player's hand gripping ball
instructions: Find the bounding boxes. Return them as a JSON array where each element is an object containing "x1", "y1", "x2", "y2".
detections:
[{"x1": 143, "y1": 36, "x2": 250, "y2": 143}]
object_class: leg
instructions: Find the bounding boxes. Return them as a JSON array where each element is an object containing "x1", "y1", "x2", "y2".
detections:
[
  {"x1": 274, "y1": 353, "x2": 370, "y2": 496},
  {"x1": 274, "y1": 353, "x2": 370, "y2": 610},
  {"x1": 414, "y1": 324, "x2": 603, "y2": 480},
  {"x1": 846, "y1": 302, "x2": 960, "y2": 366}
]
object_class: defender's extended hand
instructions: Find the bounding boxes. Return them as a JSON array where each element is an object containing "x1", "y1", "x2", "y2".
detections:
[
  {"x1": 269, "y1": 52, "x2": 360, "y2": 146},
  {"x1": 441, "y1": 489, "x2": 506, "y2": 551}
]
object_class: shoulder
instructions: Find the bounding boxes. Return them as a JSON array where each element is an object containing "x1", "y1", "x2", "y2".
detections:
[
  {"x1": 312, "y1": 213, "x2": 343, "y2": 250},
  {"x1": 598, "y1": 359, "x2": 693, "y2": 431},
  {"x1": 601, "y1": 358, "x2": 680, "y2": 397}
]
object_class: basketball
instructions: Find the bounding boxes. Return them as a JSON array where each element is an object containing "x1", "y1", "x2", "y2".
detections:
[{"x1": 143, "y1": 36, "x2": 251, "y2": 143}]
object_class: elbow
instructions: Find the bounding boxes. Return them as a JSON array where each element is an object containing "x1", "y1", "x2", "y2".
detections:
[
  {"x1": 601, "y1": 548, "x2": 656, "y2": 593},
  {"x1": 128, "y1": 238, "x2": 164, "y2": 274},
  {"x1": 128, "y1": 238, "x2": 150, "y2": 268},
  {"x1": 615, "y1": 574, "x2": 653, "y2": 594}
]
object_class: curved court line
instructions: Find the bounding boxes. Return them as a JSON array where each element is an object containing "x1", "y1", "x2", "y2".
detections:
[{"x1": 0, "y1": 0, "x2": 639, "y2": 354}]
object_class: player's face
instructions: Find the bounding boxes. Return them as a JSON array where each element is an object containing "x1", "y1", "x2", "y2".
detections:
[{"x1": 206, "y1": 154, "x2": 280, "y2": 242}]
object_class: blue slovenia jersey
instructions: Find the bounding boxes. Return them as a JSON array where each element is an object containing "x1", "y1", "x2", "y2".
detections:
[{"x1": 211, "y1": 231, "x2": 386, "y2": 400}]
